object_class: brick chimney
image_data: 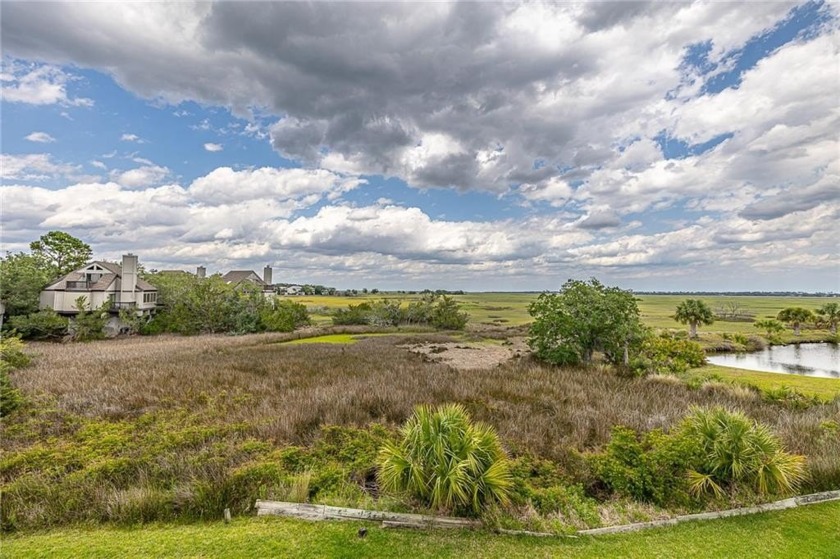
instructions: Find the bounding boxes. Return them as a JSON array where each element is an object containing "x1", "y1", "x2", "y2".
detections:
[
  {"x1": 263, "y1": 265, "x2": 273, "y2": 286},
  {"x1": 120, "y1": 254, "x2": 138, "y2": 305},
  {"x1": 196, "y1": 266, "x2": 206, "y2": 279}
]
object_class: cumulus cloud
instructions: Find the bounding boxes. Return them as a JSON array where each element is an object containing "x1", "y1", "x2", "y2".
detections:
[
  {"x1": 0, "y1": 2, "x2": 820, "y2": 193},
  {"x1": 109, "y1": 165, "x2": 170, "y2": 189},
  {"x1": 120, "y1": 133, "x2": 142, "y2": 142},
  {"x1": 203, "y1": 142, "x2": 223, "y2": 152},
  {"x1": 0, "y1": 153, "x2": 79, "y2": 181},
  {"x1": 0, "y1": 60, "x2": 93, "y2": 106},
  {"x1": 1, "y1": 2, "x2": 838, "y2": 289},
  {"x1": 24, "y1": 131, "x2": 56, "y2": 143}
]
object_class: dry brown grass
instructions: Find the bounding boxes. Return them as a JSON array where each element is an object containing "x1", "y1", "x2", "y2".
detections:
[{"x1": 15, "y1": 334, "x2": 839, "y2": 466}]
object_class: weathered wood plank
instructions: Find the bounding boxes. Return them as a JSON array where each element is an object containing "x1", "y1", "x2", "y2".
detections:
[{"x1": 256, "y1": 490, "x2": 840, "y2": 536}]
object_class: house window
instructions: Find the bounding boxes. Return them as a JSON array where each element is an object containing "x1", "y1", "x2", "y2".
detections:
[{"x1": 143, "y1": 292, "x2": 157, "y2": 303}]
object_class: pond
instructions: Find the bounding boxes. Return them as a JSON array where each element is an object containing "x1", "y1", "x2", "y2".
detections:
[{"x1": 707, "y1": 343, "x2": 839, "y2": 379}]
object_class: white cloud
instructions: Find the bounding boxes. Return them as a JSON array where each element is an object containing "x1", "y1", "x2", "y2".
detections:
[
  {"x1": 109, "y1": 165, "x2": 170, "y2": 189},
  {"x1": 203, "y1": 142, "x2": 223, "y2": 152},
  {"x1": 0, "y1": 61, "x2": 93, "y2": 106},
  {"x1": 0, "y1": 153, "x2": 79, "y2": 181},
  {"x1": 24, "y1": 131, "x2": 56, "y2": 143},
  {"x1": 120, "y1": 133, "x2": 142, "y2": 142}
]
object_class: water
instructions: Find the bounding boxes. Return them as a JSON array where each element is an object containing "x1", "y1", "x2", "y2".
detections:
[{"x1": 707, "y1": 343, "x2": 839, "y2": 379}]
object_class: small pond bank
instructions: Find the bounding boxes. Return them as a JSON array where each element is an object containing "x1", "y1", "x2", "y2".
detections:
[{"x1": 707, "y1": 343, "x2": 839, "y2": 379}]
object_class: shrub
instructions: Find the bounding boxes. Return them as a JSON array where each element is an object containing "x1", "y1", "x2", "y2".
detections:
[
  {"x1": 332, "y1": 303, "x2": 372, "y2": 326},
  {"x1": 0, "y1": 336, "x2": 29, "y2": 417},
  {"x1": 631, "y1": 334, "x2": 706, "y2": 376},
  {"x1": 7, "y1": 310, "x2": 69, "y2": 341},
  {"x1": 261, "y1": 300, "x2": 311, "y2": 332},
  {"x1": 0, "y1": 336, "x2": 30, "y2": 369},
  {"x1": 377, "y1": 403, "x2": 512, "y2": 515},
  {"x1": 431, "y1": 296, "x2": 469, "y2": 330},
  {"x1": 72, "y1": 297, "x2": 108, "y2": 341},
  {"x1": 0, "y1": 364, "x2": 24, "y2": 417},
  {"x1": 679, "y1": 407, "x2": 806, "y2": 497},
  {"x1": 590, "y1": 426, "x2": 698, "y2": 507},
  {"x1": 368, "y1": 299, "x2": 403, "y2": 327}
]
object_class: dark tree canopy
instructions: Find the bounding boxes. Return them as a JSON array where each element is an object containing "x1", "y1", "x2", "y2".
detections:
[
  {"x1": 0, "y1": 252, "x2": 51, "y2": 318},
  {"x1": 30, "y1": 231, "x2": 92, "y2": 278},
  {"x1": 527, "y1": 278, "x2": 643, "y2": 366},
  {"x1": 776, "y1": 307, "x2": 815, "y2": 336}
]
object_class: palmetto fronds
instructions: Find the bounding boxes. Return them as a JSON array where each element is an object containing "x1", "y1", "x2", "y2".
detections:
[
  {"x1": 681, "y1": 406, "x2": 806, "y2": 497},
  {"x1": 377, "y1": 403, "x2": 512, "y2": 514}
]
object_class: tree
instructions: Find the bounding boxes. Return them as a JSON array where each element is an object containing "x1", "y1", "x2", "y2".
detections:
[
  {"x1": 0, "y1": 252, "x2": 51, "y2": 319},
  {"x1": 673, "y1": 299, "x2": 715, "y2": 339},
  {"x1": 776, "y1": 307, "x2": 814, "y2": 336},
  {"x1": 30, "y1": 231, "x2": 92, "y2": 278},
  {"x1": 815, "y1": 302, "x2": 840, "y2": 335},
  {"x1": 528, "y1": 278, "x2": 643, "y2": 366},
  {"x1": 754, "y1": 318, "x2": 785, "y2": 339}
]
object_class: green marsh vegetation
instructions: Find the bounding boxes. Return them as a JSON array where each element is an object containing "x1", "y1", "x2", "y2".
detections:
[{"x1": 2, "y1": 330, "x2": 838, "y2": 534}]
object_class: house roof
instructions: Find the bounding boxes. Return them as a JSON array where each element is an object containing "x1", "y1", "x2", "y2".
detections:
[
  {"x1": 43, "y1": 261, "x2": 157, "y2": 292},
  {"x1": 221, "y1": 270, "x2": 266, "y2": 286}
]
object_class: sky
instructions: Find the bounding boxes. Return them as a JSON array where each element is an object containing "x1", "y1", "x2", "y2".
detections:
[{"x1": 1, "y1": 1, "x2": 838, "y2": 292}]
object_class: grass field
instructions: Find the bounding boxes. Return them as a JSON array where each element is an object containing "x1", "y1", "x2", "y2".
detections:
[
  {"x1": 288, "y1": 293, "x2": 838, "y2": 337},
  {"x1": 690, "y1": 364, "x2": 840, "y2": 402},
  {"x1": 5, "y1": 501, "x2": 839, "y2": 558}
]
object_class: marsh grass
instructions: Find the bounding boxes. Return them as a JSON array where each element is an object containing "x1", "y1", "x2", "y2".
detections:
[{"x1": 3, "y1": 333, "x2": 838, "y2": 530}]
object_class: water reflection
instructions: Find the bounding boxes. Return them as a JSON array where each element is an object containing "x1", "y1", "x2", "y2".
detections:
[{"x1": 707, "y1": 343, "x2": 839, "y2": 379}]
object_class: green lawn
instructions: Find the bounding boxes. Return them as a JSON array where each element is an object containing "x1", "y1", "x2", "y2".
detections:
[{"x1": 6, "y1": 501, "x2": 839, "y2": 558}]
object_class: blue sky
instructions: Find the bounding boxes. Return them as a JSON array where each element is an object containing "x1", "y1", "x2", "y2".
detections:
[{"x1": 2, "y1": 1, "x2": 838, "y2": 291}]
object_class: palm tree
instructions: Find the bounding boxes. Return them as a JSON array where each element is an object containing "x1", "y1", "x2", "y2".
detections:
[
  {"x1": 777, "y1": 307, "x2": 815, "y2": 336},
  {"x1": 674, "y1": 299, "x2": 715, "y2": 339},
  {"x1": 816, "y1": 302, "x2": 840, "y2": 335},
  {"x1": 377, "y1": 403, "x2": 512, "y2": 514}
]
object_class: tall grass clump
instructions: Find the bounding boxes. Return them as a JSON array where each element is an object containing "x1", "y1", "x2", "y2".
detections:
[
  {"x1": 377, "y1": 403, "x2": 512, "y2": 515},
  {"x1": 680, "y1": 407, "x2": 807, "y2": 498}
]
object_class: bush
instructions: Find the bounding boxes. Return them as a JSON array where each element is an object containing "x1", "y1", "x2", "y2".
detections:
[
  {"x1": 0, "y1": 364, "x2": 24, "y2": 417},
  {"x1": 590, "y1": 426, "x2": 698, "y2": 508},
  {"x1": 679, "y1": 407, "x2": 806, "y2": 497},
  {"x1": 261, "y1": 300, "x2": 311, "y2": 332},
  {"x1": 0, "y1": 336, "x2": 30, "y2": 369},
  {"x1": 332, "y1": 303, "x2": 372, "y2": 326},
  {"x1": 431, "y1": 295, "x2": 469, "y2": 330},
  {"x1": 72, "y1": 298, "x2": 108, "y2": 341},
  {"x1": 7, "y1": 310, "x2": 69, "y2": 341},
  {"x1": 368, "y1": 299, "x2": 403, "y2": 327},
  {"x1": 377, "y1": 403, "x2": 512, "y2": 515},
  {"x1": 0, "y1": 336, "x2": 28, "y2": 417},
  {"x1": 631, "y1": 334, "x2": 706, "y2": 376}
]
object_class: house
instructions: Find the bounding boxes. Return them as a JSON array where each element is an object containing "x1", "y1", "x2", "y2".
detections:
[
  {"x1": 39, "y1": 254, "x2": 158, "y2": 335},
  {"x1": 221, "y1": 266, "x2": 275, "y2": 296}
]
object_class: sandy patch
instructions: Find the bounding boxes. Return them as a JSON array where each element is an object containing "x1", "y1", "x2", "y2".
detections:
[{"x1": 403, "y1": 338, "x2": 528, "y2": 370}]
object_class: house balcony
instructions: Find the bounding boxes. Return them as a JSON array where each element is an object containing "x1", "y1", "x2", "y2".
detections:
[{"x1": 66, "y1": 281, "x2": 94, "y2": 290}]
